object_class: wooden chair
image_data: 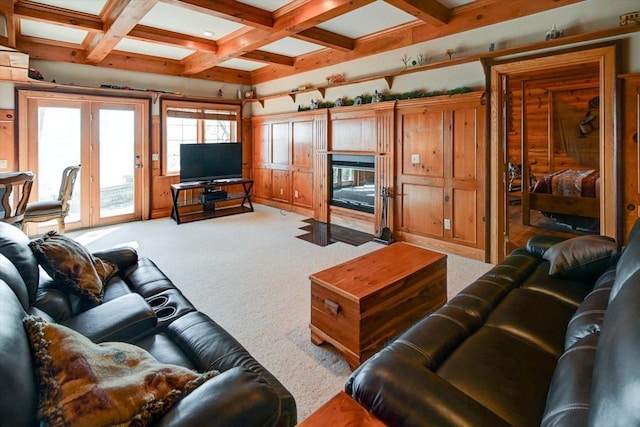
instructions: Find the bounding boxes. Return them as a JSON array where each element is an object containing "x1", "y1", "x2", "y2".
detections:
[
  {"x1": 23, "y1": 164, "x2": 80, "y2": 234},
  {"x1": 0, "y1": 171, "x2": 35, "y2": 229}
]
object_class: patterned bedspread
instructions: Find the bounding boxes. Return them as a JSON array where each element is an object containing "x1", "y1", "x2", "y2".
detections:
[{"x1": 531, "y1": 169, "x2": 600, "y2": 198}]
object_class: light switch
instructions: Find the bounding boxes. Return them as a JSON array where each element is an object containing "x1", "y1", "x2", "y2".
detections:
[
  {"x1": 152, "y1": 153, "x2": 159, "y2": 161},
  {"x1": 444, "y1": 219, "x2": 451, "y2": 230},
  {"x1": 294, "y1": 190, "x2": 299, "y2": 198},
  {"x1": 411, "y1": 154, "x2": 420, "y2": 164},
  {"x1": 0, "y1": 159, "x2": 7, "y2": 169}
]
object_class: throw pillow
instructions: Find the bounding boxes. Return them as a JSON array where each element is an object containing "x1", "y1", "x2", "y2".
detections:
[
  {"x1": 543, "y1": 235, "x2": 620, "y2": 281},
  {"x1": 23, "y1": 316, "x2": 218, "y2": 427},
  {"x1": 28, "y1": 231, "x2": 118, "y2": 303}
]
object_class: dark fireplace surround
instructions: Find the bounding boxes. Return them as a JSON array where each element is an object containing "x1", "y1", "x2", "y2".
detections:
[{"x1": 330, "y1": 154, "x2": 375, "y2": 214}]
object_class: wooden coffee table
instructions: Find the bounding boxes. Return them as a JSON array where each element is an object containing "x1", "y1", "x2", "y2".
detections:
[
  {"x1": 298, "y1": 392, "x2": 385, "y2": 426},
  {"x1": 309, "y1": 242, "x2": 447, "y2": 369}
]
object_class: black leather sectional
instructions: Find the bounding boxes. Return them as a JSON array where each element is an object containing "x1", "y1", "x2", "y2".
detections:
[
  {"x1": 0, "y1": 221, "x2": 296, "y2": 426},
  {"x1": 347, "y1": 222, "x2": 640, "y2": 426}
]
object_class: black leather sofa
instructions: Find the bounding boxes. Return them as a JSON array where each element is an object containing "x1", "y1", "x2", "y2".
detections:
[
  {"x1": 346, "y1": 221, "x2": 640, "y2": 426},
  {"x1": 0, "y1": 222, "x2": 296, "y2": 426}
]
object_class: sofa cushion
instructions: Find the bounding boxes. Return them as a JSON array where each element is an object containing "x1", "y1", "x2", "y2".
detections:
[
  {"x1": 28, "y1": 231, "x2": 117, "y2": 304},
  {"x1": 564, "y1": 286, "x2": 611, "y2": 349},
  {"x1": 0, "y1": 221, "x2": 40, "y2": 303},
  {"x1": 541, "y1": 333, "x2": 598, "y2": 427},
  {"x1": 23, "y1": 316, "x2": 218, "y2": 427},
  {"x1": 543, "y1": 235, "x2": 619, "y2": 281}
]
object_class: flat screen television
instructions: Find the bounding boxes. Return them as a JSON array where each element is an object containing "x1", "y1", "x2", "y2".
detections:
[{"x1": 179, "y1": 143, "x2": 243, "y2": 182}]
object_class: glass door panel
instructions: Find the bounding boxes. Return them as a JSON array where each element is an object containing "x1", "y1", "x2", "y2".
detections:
[
  {"x1": 98, "y1": 109, "x2": 135, "y2": 218},
  {"x1": 37, "y1": 106, "x2": 82, "y2": 224}
]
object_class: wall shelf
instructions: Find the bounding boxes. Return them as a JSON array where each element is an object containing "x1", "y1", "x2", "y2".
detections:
[{"x1": 250, "y1": 24, "x2": 640, "y2": 108}]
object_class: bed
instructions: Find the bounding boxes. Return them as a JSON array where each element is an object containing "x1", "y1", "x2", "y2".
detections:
[{"x1": 522, "y1": 168, "x2": 600, "y2": 231}]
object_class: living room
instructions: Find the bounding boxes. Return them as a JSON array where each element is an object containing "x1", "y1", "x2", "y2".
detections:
[{"x1": 1, "y1": 0, "x2": 640, "y2": 425}]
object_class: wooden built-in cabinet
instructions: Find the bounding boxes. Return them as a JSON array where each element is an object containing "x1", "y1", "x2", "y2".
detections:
[
  {"x1": 622, "y1": 74, "x2": 640, "y2": 243},
  {"x1": 394, "y1": 92, "x2": 486, "y2": 260},
  {"x1": 252, "y1": 111, "x2": 325, "y2": 216}
]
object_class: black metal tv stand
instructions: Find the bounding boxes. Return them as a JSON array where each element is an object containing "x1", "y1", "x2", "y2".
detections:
[{"x1": 170, "y1": 178, "x2": 254, "y2": 224}]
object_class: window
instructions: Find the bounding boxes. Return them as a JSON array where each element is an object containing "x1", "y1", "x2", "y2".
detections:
[{"x1": 161, "y1": 100, "x2": 240, "y2": 175}]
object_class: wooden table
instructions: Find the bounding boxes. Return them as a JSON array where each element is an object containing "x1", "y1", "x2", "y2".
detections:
[
  {"x1": 309, "y1": 242, "x2": 447, "y2": 369},
  {"x1": 298, "y1": 391, "x2": 386, "y2": 427}
]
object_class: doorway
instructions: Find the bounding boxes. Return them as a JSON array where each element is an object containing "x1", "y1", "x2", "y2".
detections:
[
  {"x1": 487, "y1": 43, "x2": 619, "y2": 263},
  {"x1": 17, "y1": 91, "x2": 149, "y2": 231}
]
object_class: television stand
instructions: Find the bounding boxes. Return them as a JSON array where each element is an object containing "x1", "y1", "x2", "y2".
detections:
[{"x1": 170, "y1": 178, "x2": 254, "y2": 224}]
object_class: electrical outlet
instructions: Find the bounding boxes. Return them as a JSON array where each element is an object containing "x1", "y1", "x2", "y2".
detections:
[
  {"x1": 294, "y1": 190, "x2": 299, "y2": 198},
  {"x1": 280, "y1": 188, "x2": 284, "y2": 196},
  {"x1": 444, "y1": 218, "x2": 451, "y2": 230},
  {"x1": 151, "y1": 153, "x2": 159, "y2": 161},
  {"x1": 411, "y1": 154, "x2": 420, "y2": 164},
  {"x1": 0, "y1": 159, "x2": 7, "y2": 169}
]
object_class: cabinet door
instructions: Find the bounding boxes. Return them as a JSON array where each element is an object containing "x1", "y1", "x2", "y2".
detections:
[
  {"x1": 293, "y1": 171, "x2": 313, "y2": 209},
  {"x1": 253, "y1": 121, "x2": 270, "y2": 166},
  {"x1": 397, "y1": 107, "x2": 446, "y2": 239},
  {"x1": 253, "y1": 168, "x2": 271, "y2": 199},
  {"x1": 271, "y1": 122, "x2": 290, "y2": 166},
  {"x1": 292, "y1": 120, "x2": 313, "y2": 168},
  {"x1": 449, "y1": 106, "x2": 484, "y2": 248},
  {"x1": 271, "y1": 170, "x2": 291, "y2": 203}
]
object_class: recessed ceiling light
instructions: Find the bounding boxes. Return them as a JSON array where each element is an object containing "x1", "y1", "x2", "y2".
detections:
[{"x1": 203, "y1": 30, "x2": 214, "y2": 37}]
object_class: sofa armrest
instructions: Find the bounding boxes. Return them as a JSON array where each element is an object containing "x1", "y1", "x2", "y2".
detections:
[
  {"x1": 347, "y1": 350, "x2": 511, "y2": 427},
  {"x1": 61, "y1": 293, "x2": 156, "y2": 342},
  {"x1": 525, "y1": 235, "x2": 567, "y2": 258},
  {"x1": 92, "y1": 246, "x2": 138, "y2": 272},
  {"x1": 155, "y1": 367, "x2": 281, "y2": 427}
]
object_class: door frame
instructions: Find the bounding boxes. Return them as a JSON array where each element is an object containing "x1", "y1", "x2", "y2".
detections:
[
  {"x1": 16, "y1": 89, "x2": 151, "y2": 229},
  {"x1": 484, "y1": 42, "x2": 619, "y2": 263}
]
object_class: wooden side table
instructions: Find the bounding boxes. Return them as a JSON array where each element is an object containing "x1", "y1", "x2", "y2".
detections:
[{"x1": 298, "y1": 392, "x2": 386, "y2": 426}]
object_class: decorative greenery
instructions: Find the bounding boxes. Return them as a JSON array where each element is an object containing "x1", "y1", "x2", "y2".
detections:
[{"x1": 297, "y1": 86, "x2": 473, "y2": 111}]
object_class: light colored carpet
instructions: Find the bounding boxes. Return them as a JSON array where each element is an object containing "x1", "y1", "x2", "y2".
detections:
[{"x1": 70, "y1": 205, "x2": 494, "y2": 421}]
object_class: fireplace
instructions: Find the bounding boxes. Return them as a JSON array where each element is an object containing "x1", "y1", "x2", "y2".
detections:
[{"x1": 330, "y1": 154, "x2": 375, "y2": 214}]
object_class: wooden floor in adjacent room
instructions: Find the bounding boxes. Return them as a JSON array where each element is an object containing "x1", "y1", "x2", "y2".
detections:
[{"x1": 507, "y1": 196, "x2": 595, "y2": 253}]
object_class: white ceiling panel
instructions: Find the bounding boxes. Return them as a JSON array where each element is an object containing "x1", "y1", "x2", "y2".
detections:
[
  {"x1": 438, "y1": 0, "x2": 475, "y2": 7},
  {"x1": 260, "y1": 37, "x2": 324, "y2": 56},
  {"x1": 20, "y1": 19, "x2": 88, "y2": 44},
  {"x1": 235, "y1": 0, "x2": 291, "y2": 12},
  {"x1": 27, "y1": 0, "x2": 106, "y2": 15},
  {"x1": 139, "y1": 2, "x2": 244, "y2": 40},
  {"x1": 218, "y1": 58, "x2": 268, "y2": 71},
  {"x1": 317, "y1": 2, "x2": 416, "y2": 39},
  {"x1": 115, "y1": 38, "x2": 195, "y2": 61}
]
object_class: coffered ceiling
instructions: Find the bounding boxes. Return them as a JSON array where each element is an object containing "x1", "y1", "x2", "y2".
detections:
[{"x1": 0, "y1": 0, "x2": 584, "y2": 85}]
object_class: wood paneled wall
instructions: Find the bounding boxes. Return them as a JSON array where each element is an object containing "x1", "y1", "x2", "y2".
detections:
[
  {"x1": 622, "y1": 74, "x2": 640, "y2": 243},
  {"x1": 0, "y1": 110, "x2": 15, "y2": 172},
  {"x1": 507, "y1": 65, "x2": 600, "y2": 178}
]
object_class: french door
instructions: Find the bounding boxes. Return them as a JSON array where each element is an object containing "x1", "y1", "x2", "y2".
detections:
[{"x1": 18, "y1": 91, "x2": 148, "y2": 231}]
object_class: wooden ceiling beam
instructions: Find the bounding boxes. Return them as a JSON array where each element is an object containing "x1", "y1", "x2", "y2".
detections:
[
  {"x1": 295, "y1": 27, "x2": 354, "y2": 52},
  {"x1": 0, "y1": 0, "x2": 16, "y2": 48},
  {"x1": 13, "y1": 0, "x2": 103, "y2": 31},
  {"x1": 384, "y1": 0, "x2": 450, "y2": 26},
  {"x1": 251, "y1": 0, "x2": 585, "y2": 83},
  {"x1": 273, "y1": 0, "x2": 375, "y2": 33},
  {"x1": 162, "y1": 0, "x2": 273, "y2": 30},
  {"x1": 85, "y1": 0, "x2": 159, "y2": 64},
  {"x1": 241, "y1": 50, "x2": 294, "y2": 66},
  {"x1": 182, "y1": 0, "x2": 372, "y2": 74},
  {"x1": 17, "y1": 38, "x2": 251, "y2": 84},
  {"x1": 128, "y1": 25, "x2": 217, "y2": 53}
]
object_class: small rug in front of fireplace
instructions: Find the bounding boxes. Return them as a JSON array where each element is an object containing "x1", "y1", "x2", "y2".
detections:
[{"x1": 296, "y1": 219, "x2": 374, "y2": 247}]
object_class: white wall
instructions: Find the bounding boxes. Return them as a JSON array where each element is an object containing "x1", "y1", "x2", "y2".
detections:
[{"x1": 0, "y1": 0, "x2": 638, "y2": 113}]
